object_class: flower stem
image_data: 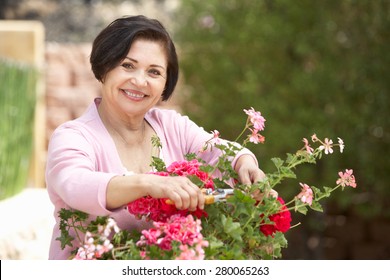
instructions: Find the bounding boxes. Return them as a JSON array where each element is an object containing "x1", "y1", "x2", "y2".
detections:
[{"x1": 234, "y1": 118, "x2": 251, "y2": 143}]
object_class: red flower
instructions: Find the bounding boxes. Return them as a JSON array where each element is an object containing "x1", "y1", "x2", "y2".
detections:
[
  {"x1": 260, "y1": 197, "x2": 292, "y2": 237},
  {"x1": 150, "y1": 199, "x2": 187, "y2": 222},
  {"x1": 127, "y1": 196, "x2": 159, "y2": 218},
  {"x1": 191, "y1": 208, "x2": 209, "y2": 219}
]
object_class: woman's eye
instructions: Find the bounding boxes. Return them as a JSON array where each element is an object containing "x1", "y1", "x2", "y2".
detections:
[
  {"x1": 148, "y1": 69, "x2": 162, "y2": 76},
  {"x1": 121, "y1": 63, "x2": 134, "y2": 69}
]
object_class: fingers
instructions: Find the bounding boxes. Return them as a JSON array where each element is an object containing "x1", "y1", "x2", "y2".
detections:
[
  {"x1": 238, "y1": 168, "x2": 266, "y2": 185},
  {"x1": 252, "y1": 189, "x2": 264, "y2": 201},
  {"x1": 269, "y1": 189, "x2": 278, "y2": 198},
  {"x1": 159, "y1": 176, "x2": 204, "y2": 211},
  {"x1": 235, "y1": 155, "x2": 266, "y2": 184},
  {"x1": 252, "y1": 188, "x2": 278, "y2": 204},
  {"x1": 254, "y1": 169, "x2": 267, "y2": 183},
  {"x1": 239, "y1": 172, "x2": 252, "y2": 185}
]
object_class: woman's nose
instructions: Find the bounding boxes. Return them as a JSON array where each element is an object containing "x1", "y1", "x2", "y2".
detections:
[{"x1": 129, "y1": 70, "x2": 147, "y2": 87}]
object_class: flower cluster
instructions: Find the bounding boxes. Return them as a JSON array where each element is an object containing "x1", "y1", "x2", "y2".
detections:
[
  {"x1": 336, "y1": 169, "x2": 357, "y2": 189},
  {"x1": 57, "y1": 107, "x2": 357, "y2": 260},
  {"x1": 73, "y1": 218, "x2": 120, "y2": 260},
  {"x1": 243, "y1": 107, "x2": 266, "y2": 144},
  {"x1": 137, "y1": 214, "x2": 208, "y2": 260}
]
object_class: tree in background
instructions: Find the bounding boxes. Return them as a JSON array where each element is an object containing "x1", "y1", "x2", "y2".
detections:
[{"x1": 175, "y1": 0, "x2": 389, "y2": 258}]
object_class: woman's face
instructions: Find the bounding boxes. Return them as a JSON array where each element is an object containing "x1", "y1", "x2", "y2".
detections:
[{"x1": 101, "y1": 39, "x2": 168, "y2": 118}]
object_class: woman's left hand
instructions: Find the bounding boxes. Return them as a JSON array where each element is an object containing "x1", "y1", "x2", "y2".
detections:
[
  {"x1": 235, "y1": 155, "x2": 278, "y2": 199},
  {"x1": 235, "y1": 155, "x2": 266, "y2": 185}
]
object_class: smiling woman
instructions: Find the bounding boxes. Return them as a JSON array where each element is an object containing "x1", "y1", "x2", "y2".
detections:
[
  {"x1": 45, "y1": 15, "x2": 265, "y2": 260},
  {"x1": 89, "y1": 15, "x2": 178, "y2": 101},
  {"x1": 99, "y1": 40, "x2": 167, "y2": 119}
]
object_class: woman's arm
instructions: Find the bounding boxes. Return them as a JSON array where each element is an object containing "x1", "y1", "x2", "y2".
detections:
[{"x1": 106, "y1": 173, "x2": 205, "y2": 211}]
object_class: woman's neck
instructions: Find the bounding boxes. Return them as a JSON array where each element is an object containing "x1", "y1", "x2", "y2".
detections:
[{"x1": 97, "y1": 100, "x2": 146, "y2": 146}]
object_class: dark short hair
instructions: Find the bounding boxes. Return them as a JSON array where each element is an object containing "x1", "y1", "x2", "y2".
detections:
[{"x1": 90, "y1": 15, "x2": 178, "y2": 101}]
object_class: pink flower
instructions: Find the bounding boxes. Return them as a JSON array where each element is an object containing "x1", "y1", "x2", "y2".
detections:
[
  {"x1": 138, "y1": 228, "x2": 162, "y2": 246},
  {"x1": 244, "y1": 107, "x2": 266, "y2": 131},
  {"x1": 200, "y1": 131, "x2": 222, "y2": 152},
  {"x1": 72, "y1": 229, "x2": 115, "y2": 260},
  {"x1": 336, "y1": 169, "x2": 357, "y2": 188},
  {"x1": 248, "y1": 128, "x2": 265, "y2": 144},
  {"x1": 311, "y1": 134, "x2": 319, "y2": 142},
  {"x1": 338, "y1": 137, "x2": 345, "y2": 153},
  {"x1": 176, "y1": 245, "x2": 197, "y2": 260},
  {"x1": 167, "y1": 159, "x2": 201, "y2": 176},
  {"x1": 302, "y1": 138, "x2": 314, "y2": 154},
  {"x1": 319, "y1": 138, "x2": 333, "y2": 154},
  {"x1": 176, "y1": 238, "x2": 208, "y2": 260},
  {"x1": 73, "y1": 246, "x2": 95, "y2": 260},
  {"x1": 95, "y1": 239, "x2": 114, "y2": 258},
  {"x1": 137, "y1": 215, "x2": 208, "y2": 259},
  {"x1": 210, "y1": 130, "x2": 222, "y2": 145},
  {"x1": 297, "y1": 183, "x2": 314, "y2": 205}
]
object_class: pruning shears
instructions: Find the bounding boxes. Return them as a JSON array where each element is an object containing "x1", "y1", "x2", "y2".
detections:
[
  {"x1": 166, "y1": 188, "x2": 234, "y2": 205},
  {"x1": 203, "y1": 188, "x2": 234, "y2": 204}
]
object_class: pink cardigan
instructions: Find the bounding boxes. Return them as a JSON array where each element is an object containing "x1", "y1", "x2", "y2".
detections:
[{"x1": 46, "y1": 98, "x2": 257, "y2": 259}]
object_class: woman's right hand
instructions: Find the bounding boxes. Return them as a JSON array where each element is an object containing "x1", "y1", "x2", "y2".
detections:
[
  {"x1": 145, "y1": 175, "x2": 205, "y2": 211},
  {"x1": 106, "y1": 174, "x2": 205, "y2": 211}
]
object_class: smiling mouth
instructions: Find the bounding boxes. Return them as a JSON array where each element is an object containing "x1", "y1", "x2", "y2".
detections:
[{"x1": 122, "y1": 89, "x2": 146, "y2": 99}]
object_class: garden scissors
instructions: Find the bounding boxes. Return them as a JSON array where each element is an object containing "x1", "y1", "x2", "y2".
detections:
[
  {"x1": 166, "y1": 188, "x2": 234, "y2": 205},
  {"x1": 203, "y1": 188, "x2": 234, "y2": 204}
]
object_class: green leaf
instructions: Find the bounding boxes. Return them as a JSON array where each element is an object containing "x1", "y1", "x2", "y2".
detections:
[
  {"x1": 293, "y1": 198, "x2": 308, "y2": 214},
  {"x1": 151, "y1": 135, "x2": 162, "y2": 149},
  {"x1": 208, "y1": 238, "x2": 224, "y2": 250},
  {"x1": 184, "y1": 153, "x2": 197, "y2": 161},
  {"x1": 56, "y1": 230, "x2": 74, "y2": 250},
  {"x1": 310, "y1": 201, "x2": 324, "y2": 212},
  {"x1": 199, "y1": 164, "x2": 214, "y2": 173},
  {"x1": 187, "y1": 174, "x2": 204, "y2": 187},
  {"x1": 150, "y1": 156, "x2": 166, "y2": 172},
  {"x1": 298, "y1": 207, "x2": 308, "y2": 215},
  {"x1": 280, "y1": 166, "x2": 297, "y2": 178},
  {"x1": 323, "y1": 186, "x2": 333, "y2": 198},
  {"x1": 285, "y1": 153, "x2": 295, "y2": 164},
  {"x1": 271, "y1": 157, "x2": 284, "y2": 169},
  {"x1": 221, "y1": 215, "x2": 243, "y2": 242},
  {"x1": 311, "y1": 186, "x2": 321, "y2": 196}
]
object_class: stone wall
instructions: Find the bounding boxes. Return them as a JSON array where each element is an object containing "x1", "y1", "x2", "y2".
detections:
[{"x1": 45, "y1": 42, "x2": 101, "y2": 145}]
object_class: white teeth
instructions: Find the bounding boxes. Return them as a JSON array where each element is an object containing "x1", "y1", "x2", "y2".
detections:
[{"x1": 123, "y1": 90, "x2": 145, "y2": 98}]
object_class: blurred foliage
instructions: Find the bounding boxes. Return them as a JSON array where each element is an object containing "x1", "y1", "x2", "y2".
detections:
[
  {"x1": 175, "y1": 0, "x2": 389, "y2": 221},
  {"x1": 0, "y1": 59, "x2": 36, "y2": 200}
]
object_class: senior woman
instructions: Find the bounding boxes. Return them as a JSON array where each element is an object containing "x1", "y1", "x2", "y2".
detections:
[{"x1": 46, "y1": 15, "x2": 265, "y2": 259}]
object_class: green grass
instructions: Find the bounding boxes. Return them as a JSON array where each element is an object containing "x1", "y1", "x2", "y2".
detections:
[{"x1": 0, "y1": 59, "x2": 36, "y2": 200}]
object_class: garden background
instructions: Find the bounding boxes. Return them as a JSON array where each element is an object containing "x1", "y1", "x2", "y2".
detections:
[{"x1": 0, "y1": 0, "x2": 388, "y2": 259}]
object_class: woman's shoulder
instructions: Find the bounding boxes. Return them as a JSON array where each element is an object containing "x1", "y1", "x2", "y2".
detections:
[
  {"x1": 147, "y1": 106, "x2": 183, "y2": 119},
  {"x1": 50, "y1": 101, "x2": 104, "y2": 140},
  {"x1": 148, "y1": 106, "x2": 200, "y2": 129},
  {"x1": 146, "y1": 106, "x2": 207, "y2": 137}
]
